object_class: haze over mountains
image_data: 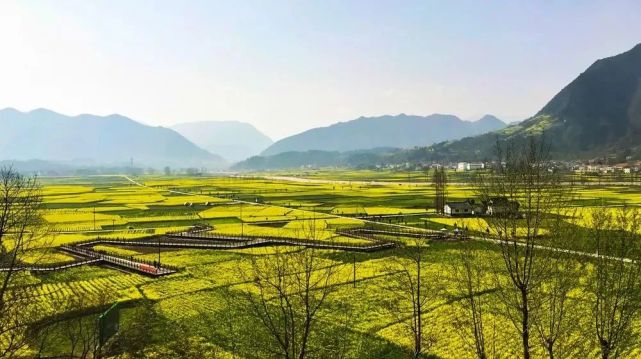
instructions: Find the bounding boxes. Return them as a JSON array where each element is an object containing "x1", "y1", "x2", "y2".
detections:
[
  {"x1": 0, "y1": 108, "x2": 226, "y2": 168},
  {"x1": 3, "y1": 42, "x2": 640, "y2": 172},
  {"x1": 261, "y1": 114, "x2": 506, "y2": 156},
  {"x1": 171, "y1": 121, "x2": 273, "y2": 162},
  {"x1": 0, "y1": 108, "x2": 505, "y2": 170},
  {"x1": 234, "y1": 42, "x2": 641, "y2": 169}
]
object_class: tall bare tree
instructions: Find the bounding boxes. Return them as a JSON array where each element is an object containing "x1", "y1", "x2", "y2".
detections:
[
  {"x1": 530, "y1": 206, "x2": 586, "y2": 359},
  {"x1": 241, "y1": 215, "x2": 337, "y2": 359},
  {"x1": 477, "y1": 138, "x2": 566, "y2": 359},
  {"x1": 589, "y1": 207, "x2": 641, "y2": 359},
  {"x1": 451, "y1": 243, "x2": 495, "y2": 359},
  {"x1": 382, "y1": 238, "x2": 441, "y2": 358},
  {"x1": 64, "y1": 289, "x2": 117, "y2": 359},
  {"x1": 242, "y1": 246, "x2": 337, "y2": 359},
  {"x1": 0, "y1": 166, "x2": 48, "y2": 357},
  {"x1": 433, "y1": 167, "x2": 447, "y2": 215}
]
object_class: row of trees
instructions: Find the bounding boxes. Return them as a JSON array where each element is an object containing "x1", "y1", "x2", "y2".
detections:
[{"x1": 448, "y1": 140, "x2": 641, "y2": 359}]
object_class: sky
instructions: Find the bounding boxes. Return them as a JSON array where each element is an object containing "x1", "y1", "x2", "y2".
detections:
[{"x1": 1, "y1": 1, "x2": 640, "y2": 140}]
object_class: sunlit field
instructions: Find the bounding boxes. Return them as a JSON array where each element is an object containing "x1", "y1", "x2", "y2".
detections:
[{"x1": 8, "y1": 171, "x2": 641, "y2": 358}]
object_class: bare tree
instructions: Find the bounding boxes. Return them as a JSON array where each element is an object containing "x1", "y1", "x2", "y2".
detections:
[
  {"x1": 477, "y1": 138, "x2": 566, "y2": 359},
  {"x1": 30, "y1": 315, "x2": 60, "y2": 358},
  {"x1": 242, "y1": 247, "x2": 337, "y2": 358},
  {"x1": 433, "y1": 167, "x2": 447, "y2": 215},
  {"x1": 241, "y1": 216, "x2": 337, "y2": 359},
  {"x1": 382, "y1": 238, "x2": 441, "y2": 358},
  {"x1": 451, "y1": 243, "x2": 495, "y2": 359},
  {"x1": 64, "y1": 291, "x2": 114, "y2": 359},
  {"x1": 530, "y1": 206, "x2": 586, "y2": 359},
  {"x1": 0, "y1": 166, "x2": 48, "y2": 357},
  {"x1": 589, "y1": 207, "x2": 641, "y2": 359}
]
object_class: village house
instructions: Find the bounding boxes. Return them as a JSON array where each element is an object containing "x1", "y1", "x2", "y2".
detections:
[
  {"x1": 444, "y1": 199, "x2": 483, "y2": 216},
  {"x1": 485, "y1": 197, "x2": 520, "y2": 216},
  {"x1": 444, "y1": 197, "x2": 519, "y2": 217}
]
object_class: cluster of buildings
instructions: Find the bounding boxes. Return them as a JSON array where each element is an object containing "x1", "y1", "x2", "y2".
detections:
[
  {"x1": 572, "y1": 163, "x2": 641, "y2": 174},
  {"x1": 443, "y1": 197, "x2": 520, "y2": 217}
]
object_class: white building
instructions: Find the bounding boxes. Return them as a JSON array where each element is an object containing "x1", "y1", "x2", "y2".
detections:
[
  {"x1": 457, "y1": 162, "x2": 485, "y2": 171},
  {"x1": 444, "y1": 200, "x2": 483, "y2": 216}
]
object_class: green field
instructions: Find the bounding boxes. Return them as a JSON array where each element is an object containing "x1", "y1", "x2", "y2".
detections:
[{"x1": 5, "y1": 172, "x2": 641, "y2": 358}]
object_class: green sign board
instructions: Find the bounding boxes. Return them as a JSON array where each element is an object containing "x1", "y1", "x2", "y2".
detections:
[{"x1": 98, "y1": 302, "x2": 120, "y2": 347}]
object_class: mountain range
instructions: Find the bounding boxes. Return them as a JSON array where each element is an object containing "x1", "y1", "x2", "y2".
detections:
[
  {"x1": 0, "y1": 108, "x2": 226, "y2": 168},
  {"x1": 171, "y1": 121, "x2": 273, "y2": 162},
  {"x1": 261, "y1": 114, "x2": 505, "y2": 156},
  {"x1": 3, "y1": 42, "x2": 640, "y2": 171},
  {"x1": 236, "y1": 42, "x2": 641, "y2": 169}
]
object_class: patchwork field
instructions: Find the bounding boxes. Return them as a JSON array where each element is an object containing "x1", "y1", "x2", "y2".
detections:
[{"x1": 7, "y1": 172, "x2": 641, "y2": 358}]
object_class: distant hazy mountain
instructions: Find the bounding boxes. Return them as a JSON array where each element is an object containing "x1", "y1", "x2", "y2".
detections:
[
  {"x1": 171, "y1": 121, "x2": 273, "y2": 162},
  {"x1": 261, "y1": 114, "x2": 505, "y2": 156},
  {"x1": 419, "y1": 42, "x2": 641, "y2": 162},
  {"x1": 0, "y1": 108, "x2": 226, "y2": 168}
]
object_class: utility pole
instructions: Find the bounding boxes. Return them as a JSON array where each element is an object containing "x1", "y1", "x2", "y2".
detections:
[{"x1": 93, "y1": 206, "x2": 96, "y2": 231}]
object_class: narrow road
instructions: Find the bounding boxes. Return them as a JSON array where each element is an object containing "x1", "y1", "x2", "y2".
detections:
[
  {"x1": 253, "y1": 175, "x2": 432, "y2": 187},
  {"x1": 474, "y1": 235, "x2": 633, "y2": 263}
]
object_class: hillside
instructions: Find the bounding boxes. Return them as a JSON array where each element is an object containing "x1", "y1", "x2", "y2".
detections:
[
  {"x1": 0, "y1": 108, "x2": 227, "y2": 168},
  {"x1": 233, "y1": 148, "x2": 401, "y2": 171},
  {"x1": 261, "y1": 114, "x2": 505, "y2": 156},
  {"x1": 421, "y1": 42, "x2": 641, "y2": 161},
  {"x1": 171, "y1": 121, "x2": 273, "y2": 162}
]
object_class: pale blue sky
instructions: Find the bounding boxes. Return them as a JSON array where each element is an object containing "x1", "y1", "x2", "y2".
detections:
[{"x1": 1, "y1": 0, "x2": 640, "y2": 139}]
